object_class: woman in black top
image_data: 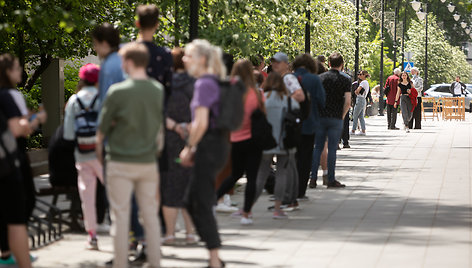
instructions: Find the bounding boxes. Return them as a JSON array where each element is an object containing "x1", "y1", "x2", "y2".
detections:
[{"x1": 395, "y1": 72, "x2": 414, "y2": 133}]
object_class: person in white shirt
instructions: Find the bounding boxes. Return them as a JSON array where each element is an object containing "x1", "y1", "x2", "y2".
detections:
[
  {"x1": 351, "y1": 70, "x2": 370, "y2": 135},
  {"x1": 449, "y1": 76, "x2": 466, "y2": 97}
]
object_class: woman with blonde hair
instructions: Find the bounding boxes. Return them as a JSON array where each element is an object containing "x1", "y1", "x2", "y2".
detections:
[{"x1": 180, "y1": 39, "x2": 228, "y2": 268}]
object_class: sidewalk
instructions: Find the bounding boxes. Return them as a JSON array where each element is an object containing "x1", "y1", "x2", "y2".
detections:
[{"x1": 30, "y1": 114, "x2": 472, "y2": 268}]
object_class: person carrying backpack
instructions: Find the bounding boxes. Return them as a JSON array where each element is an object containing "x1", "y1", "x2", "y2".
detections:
[{"x1": 63, "y1": 63, "x2": 104, "y2": 250}]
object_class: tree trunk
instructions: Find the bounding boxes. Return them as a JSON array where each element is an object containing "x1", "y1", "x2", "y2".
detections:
[{"x1": 24, "y1": 55, "x2": 52, "y2": 92}]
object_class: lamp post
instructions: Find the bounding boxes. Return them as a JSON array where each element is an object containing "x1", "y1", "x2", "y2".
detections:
[
  {"x1": 379, "y1": 0, "x2": 385, "y2": 115},
  {"x1": 354, "y1": 0, "x2": 360, "y2": 76},
  {"x1": 305, "y1": 0, "x2": 311, "y2": 53},
  {"x1": 416, "y1": 5, "x2": 428, "y2": 91},
  {"x1": 189, "y1": 0, "x2": 199, "y2": 41}
]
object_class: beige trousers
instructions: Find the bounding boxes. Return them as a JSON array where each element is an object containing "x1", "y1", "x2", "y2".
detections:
[{"x1": 106, "y1": 161, "x2": 161, "y2": 268}]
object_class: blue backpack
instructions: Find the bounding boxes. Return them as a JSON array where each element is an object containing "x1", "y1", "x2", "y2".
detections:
[{"x1": 74, "y1": 95, "x2": 99, "y2": 153}]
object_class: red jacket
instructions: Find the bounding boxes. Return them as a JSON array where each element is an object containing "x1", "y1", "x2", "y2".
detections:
[
  {"x1": 384, "y1": 75, "x2": 399, "y2": 105},
  {"x1": 409, "y1": 87, "x2": 418, "y2": 110}
]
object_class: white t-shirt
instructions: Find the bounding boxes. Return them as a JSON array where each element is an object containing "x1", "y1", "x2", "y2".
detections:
[
  {"x1": 359, "y1": 80, "x2": 370, "y2": 98},
  {"x1": 8, "y1": 89, "x2": 28, "y2": 116},
  {"x1": 454, "y1": 82, "x2": 462, "y2": 95},
  {"x1": 283, "y1": 74, "x2": 302, "y2": 94}
]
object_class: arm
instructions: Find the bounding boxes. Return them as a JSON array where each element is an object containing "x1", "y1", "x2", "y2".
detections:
[
  {"x1": 292, "y1": 89, "x2": 305, "y2": 102},
  {"x1": 95, "y1": 130, "x2": 105, "y2": 164},
  {"x1": 8, "y1": 117, "x2": 31, "y2": 137},
  {"x1": 394, "y1": 87, "x2": 401, "y2": 108},
  {"x1": 343, "y1": 92, "x2": 351, "y2": 119},
  {"x1": 63, "y1": 97, "x2": 76, "y2": 141},
  {"x1": 179, "y1": 107, "x2": 209, "y2": 167},
  {"x1": 284, "y1": 74, "x2": 305, "y2": 102}
]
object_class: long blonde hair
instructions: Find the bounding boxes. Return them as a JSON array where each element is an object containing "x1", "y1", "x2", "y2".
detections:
[{"x1": 186, "y1": 39, "x2": 227, "y2": 80}]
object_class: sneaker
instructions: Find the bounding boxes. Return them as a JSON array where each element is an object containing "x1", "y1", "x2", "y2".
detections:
[
  {"x1": 0, "y1": 255, "x2": 15, "y2": 265},
  {"x1": 231, "y1": 210, "x2": 252, "y2": 218},
  {"x1": 308, "y1": 178, "x2": 317, "y2": 189},
  {"x1": 240, "y1": 217, "x2": 253, "y2": 225},
  {"x1": 272, "y1": 211, "x2": 288, "y2": 219},
  {"x1": 131, "y1": 249, "x2": 147, "y2": 264},
  {"x1": 358, "y1": 131, "x2": 366, "y2": 136},
  {"x1": 87, "y1": 237, "x2": 99, "y2": 250},
  {"x1": 282, "y1": 206, "x2": 295, "y2": 212},
  {"x1": 297, "y1": 196, "x2": 309, "y2": 202},
  {"x1": 97, "y1": 223, "x2": 111, "y2": 234},
  {"x1": 343, "y1": 144, "x2": 351, "y2": 149},
  {"x1": 223, "y1": 194, "x2": 232, "y2": 207},
  {"x1": 406, "y1": 128, "x2": 410, "y2": 133},
  {"x1": 327, "y1": 180, "x2": 346, "y2": 188},
  {"x1": 215, "y1": 203, "x2": 238, "y2": 213}
]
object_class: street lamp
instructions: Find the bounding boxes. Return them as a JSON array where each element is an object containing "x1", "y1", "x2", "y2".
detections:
[
  {"x1": 447, "y1": 2, "x2": 455, "y2": 13},
  {"x1": 411, "y1": 0, "x2": 422, "y2": 11},
  {"x1": 416, "y1": 8, "x2": 426, "y2": 20},
  {"x1": 440, "y1": 0, "x2": 446, "y2": 2},
  {"x1": 466, "y1": 28, "x2": 471, "y2": 34},
  {"x1": 414, "y1": 4, "x2": 428, "y2": 93},
  {"x1": 461, "y1": 22, "x2": 467, "y2": 28},
  {"x1": 453, "y1": 12, "x2": 461, "y2": 21}
]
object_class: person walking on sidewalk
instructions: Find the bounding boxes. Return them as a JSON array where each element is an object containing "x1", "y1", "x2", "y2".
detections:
[
  {"x1": 395, "y1": 72, "x2": 415, "y2": 133},
  {"x1": 216, "y1": 59, "x2": 265, "y2": 226},
  {"x1": 63, "y1": 63, "x2": 104, "y2": 250},
  {"x1": 449, "y1": 76, "x2": 467, "y2": 97},
  {"x1": 293, "y1": 54, "x2": 326, "y2": 201},
  {"x1": 384, "y1": 68, "x2": 401, "y2": 130},
  {"x1": 351, "y1": 70, "x2": 370, "y2": 136},
  {"x1": 408, "y1": 67, "x2": 423, "y2": 129},
  {"x1": 311, "y1": 53, "x2": 351, "y2": 188},
  {"x1": 179, "y1": 39, "x2": 229, "y2": 268},
  {"x1": 96, "y1": 42, "x2": 164, "y2": 268}
]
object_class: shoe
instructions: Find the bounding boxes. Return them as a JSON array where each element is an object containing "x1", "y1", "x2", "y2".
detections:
[
  {"x1": 350, "y1": 130, "x2": 356, "y2": 135},
  {"x1": 297, "y1": 196, "x2": 309, "y2": 202},
  {"x1": 162, "y1": 235, "x2": 175, "y2": 245},
  {"x1": 207, "y1": 259, "x2": 226, "y2": 268},
  {"x1": 273, "y1": 210, "x2": 288, "y2": 219},
  {"x1": 215, "y1": 203, "x2": 238, "y2": 213},
  {"x1": 406, "y1": 127, "x2": 410, "y2": 133},
  {"x1": 186, "y1": 233, "x2": 198, "y2": 245},
  {"x1": 308, "y1": 178, "x2": 317, "y2": 188},
  {"x1": 223, "y1": 194, "x2": 233, "y2": 207},
  {"x1": 358, "y1": 131, "x2": 366, "y2": 136},
  {"x1": 327, "y1": 180, "x2": 346, "y2": 188},
  {"x1": 131, "y1": 249, "x2": 147, "y2": 264},
  {"x1": 282, "y1": 206, "x2": 294, "y2": 212},
  {"x1": 0, "y1": 255, "x2": 15, "y2": 265},
  {"x1": 240, "y1": 217, "x2": 253, "y2": 225},
  {"x1": 392, "y1": 127, "x2": 399, "y2": 130},
  {"x1": 343, "y1": 144, "x2": 351, "y2": 149},
  {"x1": 87, "y1": 237, "x2": 99, "y2": 250},
  {"x1": 97, "y1": 223, "x2": 111, "y2": 234},
  {"x1": 231, "y1": 210, "x2": 253, "y2": 218},
  {"x1": 322, "y1": 175, "x2": 328, "y2": 186}
]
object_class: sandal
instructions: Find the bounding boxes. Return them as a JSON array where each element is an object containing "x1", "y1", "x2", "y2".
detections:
[
  {"x1": 207, "y1": 259, "x2": 225, "y2": 268},
  {"x1": 162, "y1": 235, "x2": 175, "y2": 245},
  {"x1": 186, "y1": 233, "x2": 198, "y2": 245}
]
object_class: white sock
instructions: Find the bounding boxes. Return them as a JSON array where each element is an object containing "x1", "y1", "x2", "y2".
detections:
[{"x1": 323, "y1": 170, "x2": 328, "y2": 176}]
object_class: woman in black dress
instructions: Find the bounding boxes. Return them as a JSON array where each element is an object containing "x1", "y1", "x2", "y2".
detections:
[
  {"x1": 161, "y1": 48, "x2": 196, "y2": 245},
  {"x1": 395, "y1": 71, "x2": 414, "y2": 133}
]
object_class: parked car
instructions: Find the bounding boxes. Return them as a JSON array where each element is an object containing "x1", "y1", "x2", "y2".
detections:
[{"x1": 424, "y1": 84, "x2": 472, "y2": 112}]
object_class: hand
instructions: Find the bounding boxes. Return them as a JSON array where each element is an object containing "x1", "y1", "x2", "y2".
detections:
[
  {"x1": 179, "y1": 146, "x2": 195, "y2": 167},
  {"x1": 407, "y1": 89, "x2": 411, "y2": 94},
  {"x1": 394, "y1": 103, "x2": 398, "y2": 108},
  {"x1": 36, "y1": 111, "x2": 47, "y2": 124},
  {"x1": 95, "y1": 145, "x2": 103, "y2": 165},
  {"x1": 174, "y1": 124, "x2": 185, "y2": 140}
]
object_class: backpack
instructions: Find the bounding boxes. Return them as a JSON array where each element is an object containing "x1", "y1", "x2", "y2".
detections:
[
  {"x1": 296, "y1": 75, "x2": 312, "y2": 120},
  {"x1": 0, "y1": 110, "x2": 19, "y2": 179},
  {"x1": 282, "y1": 97, "x2": 303, "y2": 150},
  {"x1": 74, "y1": 95, "x2": 99, "y2": 153},
  {"x1": 251, "y1": 108, "x2": 277, "y2": 150},
  {"x1": 213, "y1": 77, "x2": 246, "y2": 131}
]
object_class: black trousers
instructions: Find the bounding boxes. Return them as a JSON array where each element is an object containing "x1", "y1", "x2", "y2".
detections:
[
  {"x1": 297, "y1": 134, "x2": 315, "y2": 198},
  {"x1": 185, "y1": 129, "x2": 229, "y2": 250},
  {"x1": 341, "y1": 112, "x2": 350, "y2": 145},
  {"x1": 217, "y1": 139, "x2": 262, "y2": 213},
  {"x1": 386, "y1": 104, "x2": 398, "y2": 129},
  {"x1": 409, "y1": 97, "x2": 422, "y2": 129}
]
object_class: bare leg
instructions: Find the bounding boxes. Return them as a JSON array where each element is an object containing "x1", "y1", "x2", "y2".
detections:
[
  {"x1": 320, "y1": 141, "x2": 328, "y2": 171},
  {"x1": 209, "y1": 249, "x2": 222, "y2": 268},
  {"x1": 182, "y1": 209, "x2": 195, "y2": 235},
  {"x1": 8, "y1": 225, "x2": 31, "y2": 268},
  {"x1": 162, "y1": 206, "x2": 178, "y2": 238}
]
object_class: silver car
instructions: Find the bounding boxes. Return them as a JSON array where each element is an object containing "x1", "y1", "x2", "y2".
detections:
[{"x1": 424, "y1": 83, "x2": 472, "y2": 112}]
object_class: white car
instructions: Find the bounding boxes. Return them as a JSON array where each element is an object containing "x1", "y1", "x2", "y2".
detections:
[{"x1": 424, "y1": 83, "x2": 472, "y2": 112}]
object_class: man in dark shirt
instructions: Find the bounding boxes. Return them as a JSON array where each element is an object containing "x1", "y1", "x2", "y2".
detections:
[
  {"x1": 311, "y1": 53, "x2": 351, "y2": 188},
  {"x1": 384, "y1": 68, "x2": 401, "y2": 129}
]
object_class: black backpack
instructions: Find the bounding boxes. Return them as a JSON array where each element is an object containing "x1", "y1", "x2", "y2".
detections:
[
  {"x1": 296, "y1": 75, "x2": 312, "y2": 120},
  {"x1": 214, "y1": 77, "x2": 246, "y2": 131},
  {"x1": 251, "y1": 108, "x2": 277, "y2": 150},
  {"x1": 282, "y1": 97, "x2": 303, "y2": 150},
  {"x1": 75, "y1": 95, "x2": 99, "y2": 153},
  {"x1": 0, "y1": 110, "x2": 19, "y2": 179}
]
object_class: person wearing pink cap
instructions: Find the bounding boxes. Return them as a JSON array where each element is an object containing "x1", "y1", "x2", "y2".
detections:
[{"x1": 63, "y1": 63, "x2": 104, "y2": 250}]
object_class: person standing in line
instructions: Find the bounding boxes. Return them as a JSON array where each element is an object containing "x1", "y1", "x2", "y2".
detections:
[
  {"x1": 0, "y1": 53, "x2": 47, "y2": 268},
  {"x1": 63, "y1": 64, "x2": 104, "y2": 250},
  {"x1": 160, "y1": 48, "x2": 196, "y2": 246},
  {"x1": 409, "y1": 67, "x2": 423, "y2": 129},
  {"x1": 179, "y1": 39, "x2": 229, "y2": 268},
  {"x1": 384, "y1": 68, "x2": 401, "y2": 130},
  {"x1": 96, "y1": 42, "x2": 164, "y2": 268},
  {"x1": 216, "y1": 59, "x2": 264, "y2": 226},
  {"x1": 351, "y1": 70, "x2": 370, "y2": 136},
  {"x1": 91, "y1": 23, "x2": 125, "y2": 105},
  {"x1": 311, "y1": 52, "x2": 351, "y2": 188},
  {"x1": 293, "y1": 54, "x2": 326, "y2": 201},
  {"x1": 394, "y1": 72, "x2": 415, "y2": 133},
  {"x1": 449, "y1": 76, "x2": 467, "y2": 97}
]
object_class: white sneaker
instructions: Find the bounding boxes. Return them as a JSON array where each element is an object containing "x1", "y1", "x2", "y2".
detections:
[
  {"x1": 223, "y1": 194, "x2": 232, "y2": 207},
  {"x1": 97, "y1": 223, "x2": 111, "y2": 234},
  {"x1": 406, "y1": 128, "x2": 410, "y2": 133},
  {"x1": 240, "y1": 217, "x2": 253, "y2": 225},
  {"x1": 215, "y1": 203, "x2": 238, "y2": 213}
]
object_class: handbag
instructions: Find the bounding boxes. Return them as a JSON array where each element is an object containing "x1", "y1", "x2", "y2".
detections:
[{"x1": 251, "y1": 108, "x2": 277, "y2": 150}]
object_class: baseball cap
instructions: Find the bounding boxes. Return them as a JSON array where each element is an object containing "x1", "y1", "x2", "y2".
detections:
[
  {"x1": 79, "y1": 63, "x2": 100, "y2": 84},
  {"x1": 271, "y1": 52, "x2": 289, "y2": 63}
]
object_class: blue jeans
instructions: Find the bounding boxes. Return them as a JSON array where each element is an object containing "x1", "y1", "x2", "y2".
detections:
[
  {"x1": 311, "y1": 117, "x2": 343, "y2": 183},
  {"x1": 352, "y1": 96, "x2": 366, "y2": 131}
]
